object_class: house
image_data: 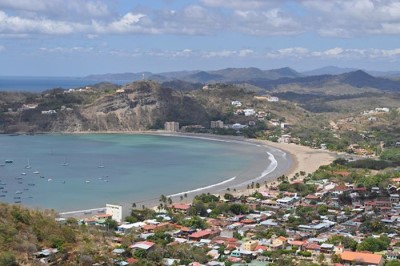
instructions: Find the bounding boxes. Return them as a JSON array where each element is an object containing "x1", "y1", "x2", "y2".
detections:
[
  {"x1": 340, "y1": 251, "x2": 384, "y2": 266},
  {"x1": 171, "y1": 204, "x2": 191, "y2": 213},
  {"x1": 243, "y1": 109, "x2": 256, "y2": 116},
  {"x1": 129, "y1": 241, "x2": 155, "y2": 250},
  {"x1": 231, "y1": 100, "x2": 242, "y2": 107},
  {"x1": 242, "y1": 240, "x2": 258, "y2": 251},
  {"x1": 189, "y1": 229, "x2": 213, "y2": 241},
  {"x1": 270, "y1": 236, "x2": 288, "y2": 250}
]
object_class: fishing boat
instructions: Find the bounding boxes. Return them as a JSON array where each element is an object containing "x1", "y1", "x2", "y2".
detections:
[{"x1": 5, "y1": 160, "x2": 13, "y2": 164}]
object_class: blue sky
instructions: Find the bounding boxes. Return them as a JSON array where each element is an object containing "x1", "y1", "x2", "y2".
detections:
[{"x1": 1, "y1": 0, "x2": 400, "y2": 76}]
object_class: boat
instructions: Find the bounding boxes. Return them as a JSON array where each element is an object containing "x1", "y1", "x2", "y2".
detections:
[
  {"x1": 25, "y1": 159, "x2": 31, "y2": 169},
  {"x1": 33, "y1": 170, "x2": 40, "y2": 174},
  {"x1": 85, "y1": 180, "x2": 90, "y2": 183},
  {"x1": 40, "y1": 176, "x2": 45, "y2": 179},
  {"x1": 62, "y1": 158, "x2": 69, "y2": 166},
  {"x1": 21, "y1": 172, "x2": 27, "y2": 176},
  {"x1": 47, "y1": 178, "x2": 53, "y2": 182},
  {"x1": 15, "y1": 176, "x2": 23, "y2": 180},
  {"x1": 5, "y1": 160, "x2": 13, "y2": 164},
  {"x1": 98, "y1": 163, "x2": 105, "y2": 168},
  {"x1": 14, "y1": 200, "x2": 21, "y2": 204},
  {"x1": 14, "y1": 196, "x2": 21, "y2": 199},
  {"x1": 15, "y1": 190, "x2": 22, "y2": 194},
  {"x1": 28, "y1": 183, "x2": 35, "y2": 186}
]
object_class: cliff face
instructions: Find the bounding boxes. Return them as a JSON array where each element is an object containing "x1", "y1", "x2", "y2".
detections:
[{"x1": 36, "y1": 81, "x2": 210, "y2": 132}]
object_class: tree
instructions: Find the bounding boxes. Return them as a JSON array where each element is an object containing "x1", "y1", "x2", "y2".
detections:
[
  {"x1": 159, "y1": 194, "x2": 167, "y2": 204},
  {"x1": 0, "y1": 252, "x2": 17, "y2": 266},
  {"x1": 167, "y1": 197, "x2": 173, "y2": 206},
  {"x1": 357, "y1": 236, "x2": 390, "y2": 252},
  {"x1": 255, "y1": 183, "x2": 260, "y2": 189},
  {"x1": 317, "y1": 205, "x2": 328, "y2": 215},
  {"x1": 132, "y1": 202, "x2": 137, "y2": 209}
]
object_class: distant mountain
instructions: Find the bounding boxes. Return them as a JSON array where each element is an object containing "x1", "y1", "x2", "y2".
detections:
[
  {"x1": 302, "y1": 66, "x2": 358, "y2": 76},
  {"x1": 84, "y1": 72, "x2": 152, "y2": 82},
  {"x1": 84, "y1": 67, "x2": 302, "y2": 84},
  {"x1": 247, "y1": 70, "x2": 400, "y2": 94},
  {"x1": 265, "y1": 67, "x2": 302, "y2": 79}
]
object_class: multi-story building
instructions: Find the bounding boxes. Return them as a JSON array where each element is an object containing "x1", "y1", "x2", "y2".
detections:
[
  {"x1": 210, "y1": 120, "x2": 224, "y2": 129},
  {"x1": 164, "y1": 121, "x2": 180, "y2": 132}
]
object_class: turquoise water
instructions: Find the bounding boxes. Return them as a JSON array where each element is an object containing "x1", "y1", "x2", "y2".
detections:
[{"x1": 0, "y1": 134, "x2": 274, "y2": 211}]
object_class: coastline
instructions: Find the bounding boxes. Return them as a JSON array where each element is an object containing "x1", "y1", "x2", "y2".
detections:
[{"x1": 3, "y1": 131, "x2": 336, "y2": 216}]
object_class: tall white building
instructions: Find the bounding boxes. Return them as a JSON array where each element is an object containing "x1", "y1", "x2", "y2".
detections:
[{"x1": 164, "y1": 121, "x2": 180, "y2": 132}]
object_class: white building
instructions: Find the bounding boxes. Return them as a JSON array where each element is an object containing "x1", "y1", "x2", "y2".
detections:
[
  {"x1": 210, "y1": 120, "x2": 224, "y2": 128},
  {"x1": 231, "y1": 100, "x2": 242, "y2": 107},
  {"x1": 243, "y1": 109, "x2": 256, "y2": 116},
  {"x1": 106, "y1": 204, "x2": 123, "y2": 223},
  {"x1": 164, "y1": 121, "x2": 179, "y2": 132}
]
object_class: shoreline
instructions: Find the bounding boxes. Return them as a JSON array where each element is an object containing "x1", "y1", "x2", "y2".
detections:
[{"x1": 3, "y1": 131, "x2": 336, "y2": 216}]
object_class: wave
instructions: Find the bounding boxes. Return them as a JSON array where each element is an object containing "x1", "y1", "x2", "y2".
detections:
[
  {"x1": 230, "y1": 151, "x2": 278, "y2": 189},
  {"x1": 167, "y1": 176, "x2": 236, "y2": 198},
  {"x1": 159, "y1": 133, "x2": 232, "y2": 143}
]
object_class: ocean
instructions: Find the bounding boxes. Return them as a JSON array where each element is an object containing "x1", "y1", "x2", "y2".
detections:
[
  {"x1": 0, "y1": 77, "x2": 129, "y2": 92},
  {"x1": 0, "y1": 134, "x2": 290, "y2": 212}
]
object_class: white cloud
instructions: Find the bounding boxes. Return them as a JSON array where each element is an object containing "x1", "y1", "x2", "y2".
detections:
[
  {"x1": 200, "y1": 0, "x2": 276, "y2": 9},
  {"x1": 234, "y1": 8, "x2": 302, "y2": 35},
  {"x1": 0, "y1": 11, "x2": 88, "y2": 35},
  {"x1": 39, "y1": 46, "x2": 94, "y2": 53},
  {"x1": 302, "y1": 0, "x2": 400, "y2": 36},
  {"x1": 101, "y1": 13, "x2": 148, "y2": 33},
  {"x1": 267, "y1": 47, "x2": 309, "y2": 58},
  {"x1": 0, "y1": 0, "x2": 111, "y2": 19},
  {"x1": 266, "y1": 46, "x2": 400, "y2": 60}
]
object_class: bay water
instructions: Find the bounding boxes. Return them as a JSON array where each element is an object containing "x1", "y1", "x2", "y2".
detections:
[{"x1": 0, "y1": 134, "x2": 277, "y2": 212}]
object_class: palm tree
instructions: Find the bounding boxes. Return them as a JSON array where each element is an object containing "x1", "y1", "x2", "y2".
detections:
[
  {"x1": 132, "y1": 203, "x2": 136, "y2": 209},
  {"x1": 159, "y1": 194, "x2": 167, "y2": 204}
]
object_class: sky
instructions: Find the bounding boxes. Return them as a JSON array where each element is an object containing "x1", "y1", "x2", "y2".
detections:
[{"x1": 1, "y1": 0, "x2": 400, "y2": 76}]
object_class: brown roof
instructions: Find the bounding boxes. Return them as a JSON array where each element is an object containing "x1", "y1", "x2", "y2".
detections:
[
  {"x1": 340, "y1": 251, "x2": 383, "y2": 265},
  {"x1": 190, "y1": 230, "x2": 211, "y2": 239},
  {"x1": 171, "y1": 204, "x2": 191, "y2": 210},
  {"x1": 305, "y1": 194, "x2": 319, "y2": 200}
]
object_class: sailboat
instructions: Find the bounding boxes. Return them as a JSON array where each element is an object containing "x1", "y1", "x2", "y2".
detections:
[
  {"x1": 62, "y1": 158, "x2": 69, "y2": 166},
  {"x1": 98, "y1": 161, "x2": 105, "y2": 168},
  {"x1": 25, "y1": 158, "x2": 31, "y2": 169}
]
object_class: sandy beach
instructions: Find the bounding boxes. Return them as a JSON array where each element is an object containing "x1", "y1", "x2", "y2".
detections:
[
  {"x1": 253, "y1": 139, "x2": 336, "y2": 181},
  {"x1": 122, "y1": 132, "x2": 337, "y2": 210}
]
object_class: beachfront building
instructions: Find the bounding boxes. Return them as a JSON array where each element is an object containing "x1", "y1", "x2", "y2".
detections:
[
  {"x1": 164, "y1": 121, "x2": 180, "y2": 132},
  {"x1": 106, "y1": 204, "x2": 123, "y2": 223},
  {"x1": 210, "y1": 120, "x2": 224, "y2": 129}
]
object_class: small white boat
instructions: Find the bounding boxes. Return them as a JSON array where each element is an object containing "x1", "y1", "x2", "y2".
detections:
[
  {"x1": 85, "y1": 180, "x2": 90, "y2": 183},
  {"x1": 33, "y1": 170, "x2": 40, "y2": 174},
  {"x1": 47, "y1": 178, "x2": 53, "y2": 182},
  {"x1": 15, "y1": 190, "x2": 22, "y2": 194},
  {"x1": 21, "y1": 172, "x2": 27, "y2": 176}
]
